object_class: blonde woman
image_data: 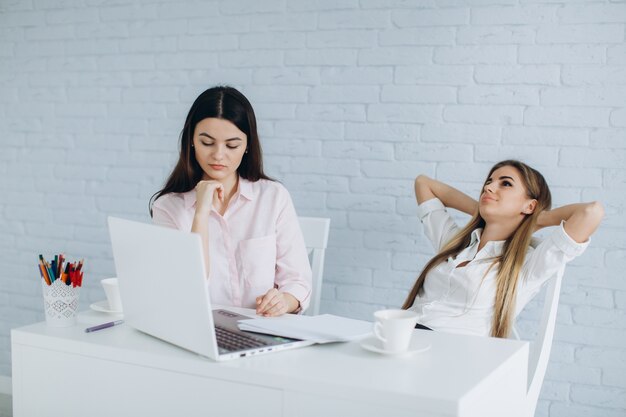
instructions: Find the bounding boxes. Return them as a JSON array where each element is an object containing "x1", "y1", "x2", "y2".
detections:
[{"x1": 403, "y1": 160, "x2": 604, "y2": 338}]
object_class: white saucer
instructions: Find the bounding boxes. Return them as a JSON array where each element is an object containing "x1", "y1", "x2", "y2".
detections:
[
  {"x1": 90, "y1": 300, "x2": 123, "y2": 315},
  {"x1": 360, "y1": 337, "x2": 431, "y2": 356}
]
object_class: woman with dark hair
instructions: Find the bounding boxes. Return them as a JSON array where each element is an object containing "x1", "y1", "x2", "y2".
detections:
[
  {"x1": 403, "y1": 160, "x2": 603, "y2": 338},
  {"x1": 150, "y1": 86, "x2": 311, "y2": 317}
]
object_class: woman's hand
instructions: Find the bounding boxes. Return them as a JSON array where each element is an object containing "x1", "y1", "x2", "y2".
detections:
[
  {"x1": 256, "y1": 288, "x2": 299, "y2": 317},
  {"x1": 194, "y1": 180, "x2": 224, "y2": 215}
]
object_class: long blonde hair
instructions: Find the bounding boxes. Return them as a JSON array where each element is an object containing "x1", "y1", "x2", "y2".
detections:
[{"x1": 402, "y1": 160, "x2": 552, "y2": 338}]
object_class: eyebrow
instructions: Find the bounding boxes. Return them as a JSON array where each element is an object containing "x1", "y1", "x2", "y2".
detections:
[
  {"x1": 486, "y1": 175, "x2": 516, "y2": 182},
  {"x1": 198, "y1": 133, "x2": 243, "y2": 142}
]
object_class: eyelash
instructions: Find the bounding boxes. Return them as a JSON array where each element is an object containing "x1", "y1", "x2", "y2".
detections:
[
  {"x1": 201, "y1": 142, "x2": 239, "y2": 149},
  {"x1": 484, "y1": 180, "x2": 512, "y2": 187}
]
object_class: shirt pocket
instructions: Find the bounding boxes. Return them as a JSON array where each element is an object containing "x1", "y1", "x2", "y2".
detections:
[{"x1": 237, "y1": 234, "x2": 277, "y2": 290}]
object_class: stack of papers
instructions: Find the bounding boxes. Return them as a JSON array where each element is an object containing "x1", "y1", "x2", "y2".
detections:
[{"x1": 238, "y1": 314, "x2": 373, "y2": 343}]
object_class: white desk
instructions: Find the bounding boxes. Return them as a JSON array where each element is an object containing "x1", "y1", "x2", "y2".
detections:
[{"x1": 12, "y1": 309, "x2": 528, "y2": 417}]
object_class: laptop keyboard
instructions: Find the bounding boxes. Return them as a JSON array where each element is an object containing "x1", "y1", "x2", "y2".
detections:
[{"x1": 215, "y1": 325, "x2": 271, "y2": 352}]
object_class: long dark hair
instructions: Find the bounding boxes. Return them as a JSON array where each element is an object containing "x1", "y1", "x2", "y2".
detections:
[
  {"x1": 402, "y1": 160, "x2": 552, "y2": 338},
  {"x1": 149, "y1": 86, "x2": 271, "y2": 216}
]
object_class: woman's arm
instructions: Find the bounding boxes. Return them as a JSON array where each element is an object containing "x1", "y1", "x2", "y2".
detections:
[
  {"x1": 536, "y1": 201, "x2": 604, "y2": 243},
  {"x1": 191, "y1": 180, "x2": 224, "y2": 278},
  {"x1": 414, "y1": 175, "x2": 478, "y2": 216},
  {"x1": 191, "y1": 214, "x2": 210, "y2": 277},
  {"x1": 257, "y1": 187, "x2": 312, "y2": 316}
]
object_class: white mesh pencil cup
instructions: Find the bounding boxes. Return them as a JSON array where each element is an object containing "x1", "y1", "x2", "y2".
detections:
[{"x1": 42, "y1": 279, "x2": 80, "y2": 327}]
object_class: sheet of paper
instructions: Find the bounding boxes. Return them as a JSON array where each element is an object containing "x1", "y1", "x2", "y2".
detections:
[{"x1": 238, "y1": 314, "x2": 373, "y2": 343}]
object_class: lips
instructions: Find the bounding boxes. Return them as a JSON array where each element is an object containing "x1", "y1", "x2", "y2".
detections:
[
  {"x1": 210, "y1": 164, "x2": 226, "y2": 170},
  {"x1": 481, "y1": 195, "x2": 496, "y2": 202}
]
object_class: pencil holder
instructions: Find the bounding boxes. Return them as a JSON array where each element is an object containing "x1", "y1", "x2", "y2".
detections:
[{"x1": 42, "y1": 279, "x2": 80, "y2": 327}]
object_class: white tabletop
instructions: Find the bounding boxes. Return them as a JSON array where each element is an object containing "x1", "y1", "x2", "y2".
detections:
[{"x1": 12, "y1": 307, "x2": 529, "y2": 417}]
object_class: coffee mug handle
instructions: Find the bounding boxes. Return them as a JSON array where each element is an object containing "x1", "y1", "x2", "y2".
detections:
[{"x1": 373, "y1": 322, "x2": 386, "y2": 343}]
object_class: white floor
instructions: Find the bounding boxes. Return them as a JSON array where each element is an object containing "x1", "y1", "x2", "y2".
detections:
[{"x1": 0, "y1": 394, "x2": 11, "y2": 417}]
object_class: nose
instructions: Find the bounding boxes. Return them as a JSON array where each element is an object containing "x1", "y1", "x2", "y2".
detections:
[
  {"x1": 484, "y1": 182, "x2": 495, "y2": 194},
  {"x1": 211, "y1": 144, "x2": 225, "y2": 161}
]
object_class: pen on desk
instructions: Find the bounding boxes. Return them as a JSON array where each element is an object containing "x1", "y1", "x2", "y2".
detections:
[{"x1": 84, "y1": 320, "x2": 124, "y2": 333}]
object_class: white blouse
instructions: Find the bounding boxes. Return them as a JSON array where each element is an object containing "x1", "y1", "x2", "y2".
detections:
[{"x1": 408, "y1": 198, "x2": 589, "y2": 337}]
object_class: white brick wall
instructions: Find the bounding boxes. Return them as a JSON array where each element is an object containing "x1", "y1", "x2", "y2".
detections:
[{"x1": 1, "y1": 1, "x2": 625, "y2": 416}]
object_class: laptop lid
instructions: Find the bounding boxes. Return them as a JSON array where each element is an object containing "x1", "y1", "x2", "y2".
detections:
[
  {"x1": 108, "y1": 216, "x2": 313, "y2": 361},
  {"x1": 108, "y1": 216, "x2": 219, "y2": 359}
]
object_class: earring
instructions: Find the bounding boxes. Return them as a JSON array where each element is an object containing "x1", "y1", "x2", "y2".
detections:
[{"x1": 245, "y1": 148, "x2": 248, "y2": 154}]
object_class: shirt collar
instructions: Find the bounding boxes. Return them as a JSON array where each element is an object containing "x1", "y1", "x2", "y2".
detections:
[
  {"x1": 471, "y1": 228, "x2": 505, "y2": 258},
  {"x1": 238, "y1": 177, "x2": 256, "y2": 201},
  {"x1": 470, "y1": 228, "x2": 481, "y2": 246},
  {"x1": 182, "y1": 176, "x2": 256, "y2": 210}
]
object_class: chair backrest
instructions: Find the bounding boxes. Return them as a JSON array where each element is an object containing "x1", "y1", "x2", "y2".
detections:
[
  {"x1": 516, "y1": 272, "x2": 564, "y2": 417},
  {"x1": 509, "y1": 236, "x2": 565, "y2": 417},
  {"x1": 298, "y1": 217, "x2": 330, "y2": 316}
]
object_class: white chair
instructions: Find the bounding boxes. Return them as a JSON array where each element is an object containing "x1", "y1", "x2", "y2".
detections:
[
  {"x1": 298, "y1": 216, "x2": 330, "y2": 316},
  {"x1": 513, "y1": 272, "x2": 564, "y2": 417}
]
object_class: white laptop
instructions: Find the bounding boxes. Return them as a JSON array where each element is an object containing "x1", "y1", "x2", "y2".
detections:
[{"x1": 108, "y1": 216, "x2": 314, "y2": 361}]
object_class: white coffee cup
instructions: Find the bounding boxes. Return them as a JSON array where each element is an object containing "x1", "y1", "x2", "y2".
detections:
[
  {"x1": 101, "y1": 278, "x2": 123, "y2": 313},
  {"x1": 373, "y1": 309, "x2": 419, "y2": 353}
]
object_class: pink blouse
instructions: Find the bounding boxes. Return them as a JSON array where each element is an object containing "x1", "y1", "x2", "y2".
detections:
[{"x1": 152, "y1": 178, "x2": 312, "y2": 312}]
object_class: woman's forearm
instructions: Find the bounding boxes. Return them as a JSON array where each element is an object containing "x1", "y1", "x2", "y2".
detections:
[
  {"x1": 414, "y1": 175, "x2": 478, "y2": 215},
  {"x1": 537, "y1": 201, "x2": 604, "y2": 243},
  {"x1": 537, "y1": 204, "x2": 584, "y2": 228},
  {"x1": 191, "y1": 214, "x2": 210, "y2": 278}
]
